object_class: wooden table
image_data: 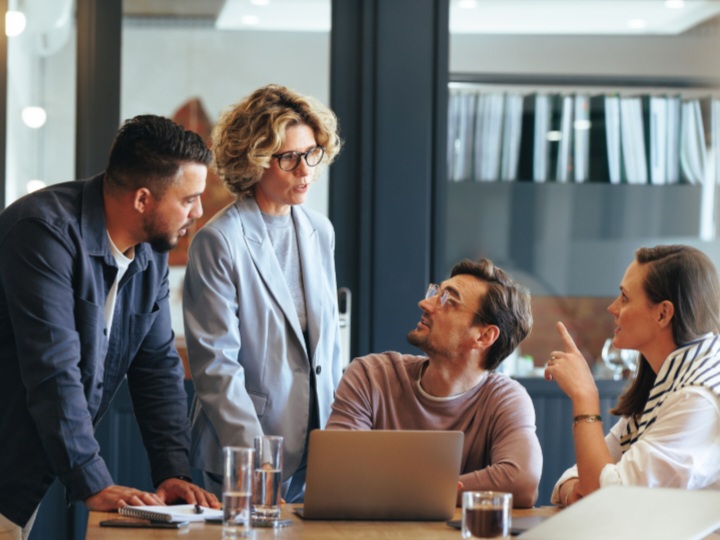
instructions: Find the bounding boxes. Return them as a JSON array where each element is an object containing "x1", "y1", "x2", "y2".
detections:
[{"x1": 86, "y1": 505, "x2": 559, "y2": 539}]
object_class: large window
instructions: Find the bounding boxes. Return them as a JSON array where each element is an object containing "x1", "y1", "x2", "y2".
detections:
[
  {"x1": 445, "y1": 0, "x2": 720, "y2": 365},
  {"x1": 5, "y1": 0, "x2": 76, "y2": 205}
]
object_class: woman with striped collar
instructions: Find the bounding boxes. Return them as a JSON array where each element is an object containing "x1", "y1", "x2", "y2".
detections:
[{"x1": 545, "y1": 245, "x2": 720, "y2": 507}]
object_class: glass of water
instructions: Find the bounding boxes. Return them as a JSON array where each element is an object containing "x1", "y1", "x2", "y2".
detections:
[
  {"x1": 222, "y1": 446, "x2": 254, "y2": 539},
  {"x1": 602, "y1": 338, "x2": 639, "y2": 380},
  {"x1": 601, "y1": 338, "x2": 626, "y2": 380},
  {"x1": 253, "y1": 435, "x2": 283, "y2": 523}
]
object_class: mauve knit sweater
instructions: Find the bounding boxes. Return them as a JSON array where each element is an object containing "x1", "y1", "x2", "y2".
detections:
[{"x1": 326, "y1": 352, "x2": 543, "y2": 508}]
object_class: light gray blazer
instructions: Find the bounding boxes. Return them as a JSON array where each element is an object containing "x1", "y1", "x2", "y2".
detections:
[{"x1": 182, "y1": 197, "x2": 342, "y2": 480}]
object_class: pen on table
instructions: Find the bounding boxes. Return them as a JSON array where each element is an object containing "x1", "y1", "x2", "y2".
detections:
[{"x1": 194, "y1": 504, "x2": 204, "y2": 514}]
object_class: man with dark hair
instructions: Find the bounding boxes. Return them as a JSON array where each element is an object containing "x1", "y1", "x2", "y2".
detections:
[
  {"x1": 327, "y1": 258, "x2": 542, "y2": 508},
  {"x1": 0, "y1": 115, "x2": 218, "y2": 538}
]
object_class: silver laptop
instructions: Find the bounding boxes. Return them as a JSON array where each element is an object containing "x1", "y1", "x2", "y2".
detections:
[{"x1": 296, "y1": 429, "x2": 464, "y2": 521}]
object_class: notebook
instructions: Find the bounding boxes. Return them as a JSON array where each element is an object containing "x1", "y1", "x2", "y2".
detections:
[
  {"x1": 118, "y1": 504, "x2": 223, "y2": 523},
  {"x1": 295, "y1": 429, "x2": 464, "y2": 521},
  {"x1": 519, "y1": 486, "x2": 720, "y2": 540}
]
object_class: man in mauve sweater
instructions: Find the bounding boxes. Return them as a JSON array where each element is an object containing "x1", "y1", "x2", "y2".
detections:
[{"x1": 326, "y1": 258, "x2": 543, "y2": 508}]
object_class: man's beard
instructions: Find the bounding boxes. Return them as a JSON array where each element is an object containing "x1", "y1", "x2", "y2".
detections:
[
  {"x1": 147, "y1": 233, "x2": 177, "y2": 252},
  {"x1": 143, "y1": 214, "x2": 193, "y2": 252},
  {"x1": 406, "y1": 328, "x2": 426, "y2": 350},
  {"x1": 407, "y1": 326, "x2": 444, "y2": 357}
]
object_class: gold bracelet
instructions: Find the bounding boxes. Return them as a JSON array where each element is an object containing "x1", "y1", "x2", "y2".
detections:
[{"x1": 573, "y1": 414, "x2": 602, "y2": 427}]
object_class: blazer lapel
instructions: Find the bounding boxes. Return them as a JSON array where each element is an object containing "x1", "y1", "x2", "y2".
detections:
[
  {"x1": 237, "y1": 198, "x2": 307, "y2": 354},
  {"x1": 293, "y1": 207, "x2": 325, "y2": 365}
]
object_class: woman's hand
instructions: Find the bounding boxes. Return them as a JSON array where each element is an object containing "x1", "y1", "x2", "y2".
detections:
[
  {"x1": 544, "y1": 322, "x2": 599, "y2": 410},
  {"x1": 559, "y1": 478, "x2": 582, "y2": 507}
]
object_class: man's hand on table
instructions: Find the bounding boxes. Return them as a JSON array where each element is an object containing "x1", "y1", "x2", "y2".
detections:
[
  {"x1": 84, "y1": 485, "x2": 165, "y2": 511},
  {"x1": 84, "y1": 479, "x2": 220, "y2": 511},
  {"x1": 156, "y1": 477, "x2": 221, "y2": 509}
]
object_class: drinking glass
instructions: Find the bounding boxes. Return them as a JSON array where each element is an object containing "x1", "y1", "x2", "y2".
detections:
[
  {"x1": 253, "y1": 435, "x2": 283, "y2": 523},
  {"x1": 601, "y1": 338, "x2": 626, "y2": 380},
  {"x1": 462, "y1": 491, "x2": 512, "y2": 539},
  {"x1": 222, "y1": 446, "x2": 254, "y2": 539},
  {"x1": 602, "y1": 338, "x2": 639, "y2": 380},
  {"x1": 621, "y1": 348, "x2": 639, "y2": 376}
]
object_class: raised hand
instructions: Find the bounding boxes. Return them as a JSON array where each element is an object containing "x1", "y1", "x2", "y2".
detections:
[{"x1": 544, "y1": 322, "x2": 598, "y2": 407}]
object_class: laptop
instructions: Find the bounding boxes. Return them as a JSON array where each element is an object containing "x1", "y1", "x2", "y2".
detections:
[{"x1": 295, "y1": 429, "x2": 464, "y2": 521}]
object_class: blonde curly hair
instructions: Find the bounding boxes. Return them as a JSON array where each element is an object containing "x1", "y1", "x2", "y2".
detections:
[{"x1": 212, "y1": 84, "x2": 342, "y2": 199}]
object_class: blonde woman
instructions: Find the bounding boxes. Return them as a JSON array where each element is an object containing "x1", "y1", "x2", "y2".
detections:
[{"x1": 183, "y1": 85, "x2": 343, "y2": 502}]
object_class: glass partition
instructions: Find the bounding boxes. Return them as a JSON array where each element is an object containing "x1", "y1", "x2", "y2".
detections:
[
  {"x1": 5, "y1": 0, "x2": 76, "y2": 205},
  {"x1": 446, "y1": 0, "x2": 720, "y2": 365}
]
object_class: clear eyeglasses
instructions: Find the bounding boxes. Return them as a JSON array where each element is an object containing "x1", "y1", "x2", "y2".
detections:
[
  {"x1": 425, "y1": 283, "x2": 483, "y2": 318},
  {"x1": 271, "y1": 145, "x2": 325, "y2": 171}
]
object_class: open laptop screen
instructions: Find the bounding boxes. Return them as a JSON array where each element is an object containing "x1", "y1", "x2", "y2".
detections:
[{"x1": 297, "y1": 429, "x2": 464, "y2": 521}]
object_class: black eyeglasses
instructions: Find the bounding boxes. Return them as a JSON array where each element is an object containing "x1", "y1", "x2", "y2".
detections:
[{"x1": 271, "y1": 146, "x2": 325, "y2": 172}]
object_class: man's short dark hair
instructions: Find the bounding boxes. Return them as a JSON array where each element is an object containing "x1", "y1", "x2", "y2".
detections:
[
  {"x1": 105, "y1": 114, "x2": 212, "y2": 197},
  {"x1": 451, "y1": 258, "x2": 533, "y2": 371}
]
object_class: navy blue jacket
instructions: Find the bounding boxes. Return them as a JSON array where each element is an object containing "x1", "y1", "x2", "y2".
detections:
[{"x1": 0, "y1": 174, "x2": 191, "y2": 526}]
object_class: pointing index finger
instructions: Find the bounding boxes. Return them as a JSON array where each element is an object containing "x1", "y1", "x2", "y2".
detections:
[{"x1": 556, "y1": 321, "x2": 580, "y2": 354}]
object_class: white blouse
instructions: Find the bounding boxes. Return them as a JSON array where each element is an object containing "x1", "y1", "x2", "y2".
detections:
[{"x1": 551, "y1": 385, "x2": 720, "y2": 504}]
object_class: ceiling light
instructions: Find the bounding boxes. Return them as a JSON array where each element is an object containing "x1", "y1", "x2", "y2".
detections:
[
  {"x1": 665, "y1": 0, "x2": 684, "y2": 8},
  {"x1": 216, "y1": 0, "x2": 330, "y2": 32},
  {"x1": 218, "y1": 0, "x2": 718, "y2": 35},
  {"x1": 22, "y1": 106, "x2": 47, "y2": 129},
  {"x1": 251, "y1": 0, "x2": 270, "y2": 4},
  {"x1": 449, "y1": 0, "x2": 720, "y2": 35},
  {"x1": 627, "y1": 18, "x2": 647, "y2": 29},
  {"x1": 5, "y1": 10, "x2": 26, "y2": 37}
]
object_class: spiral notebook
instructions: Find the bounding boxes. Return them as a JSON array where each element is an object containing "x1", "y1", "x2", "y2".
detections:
[{"x1": 118, "y1": 504, "x2": 222, "y2": 523}]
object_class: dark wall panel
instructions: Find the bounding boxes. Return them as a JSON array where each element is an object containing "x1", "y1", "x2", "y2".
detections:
[
  {"x1": 76, "y1": 0, "x2": 122, "y2": 179},
  {"x1": 330, "y1": 0, "x2": 449, "y2": 356}
]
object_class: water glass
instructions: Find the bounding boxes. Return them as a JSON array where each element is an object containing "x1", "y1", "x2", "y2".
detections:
[
  {"x1": 253, "y1": 435, "x2": 283, "y2": 522},
  {"x1": 222, "y1": 446, "x2": 254, "y2": 539},
  {"x1": 602, "y1": 338, "x2": 639, "y2": 380},
  {"x1": 601, "y1": 338, "x2": 626, "y2": 380},
  {"x1": 462, "y1": 491, "x2": 512, "y2": 539}
]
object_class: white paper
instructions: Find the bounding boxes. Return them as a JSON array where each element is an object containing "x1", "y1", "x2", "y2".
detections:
[{"x1": 119, "y1": 503, "x2": 223, "y2": 523}]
